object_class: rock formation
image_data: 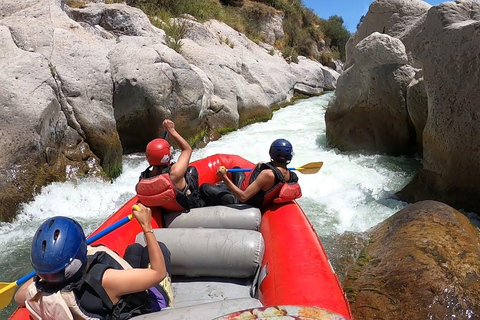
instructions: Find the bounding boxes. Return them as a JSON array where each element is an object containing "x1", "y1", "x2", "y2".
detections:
[
  {"x1": 325, "y1": 32, "x2": 417, "y2": 155},
  {"x1": 344, "y1": 201, "x2": 480, "y2": 319},
  {"x1": 327, "y1": 0, "x2": 480, "y2": 212},
  {"x1": 400, "y1": 0, "x2": 480, "y2": 212},
  {"x1": 0, "y1": 0, "x2": 339, "y2": 220}
]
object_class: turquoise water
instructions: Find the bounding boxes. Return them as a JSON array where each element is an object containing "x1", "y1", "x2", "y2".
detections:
[{"x1": 0, "y1": 93, "x2": 420, "y2": 317}]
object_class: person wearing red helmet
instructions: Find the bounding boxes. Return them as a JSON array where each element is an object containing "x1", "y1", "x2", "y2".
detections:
[
  {"x1": 136, "y1": 119, "x2": 205, "y2": 211},
  {"x1": 200, "y1": 139, "x2": 302, "y2": 208}
]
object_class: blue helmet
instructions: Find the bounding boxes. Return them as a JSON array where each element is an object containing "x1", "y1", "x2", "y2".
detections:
[
  {"x1": 30, "y1": 216, "x2": 87, "y2": 284},
  {"x1": 269, "y1": 139, "x2": 294, "y2": 163}
]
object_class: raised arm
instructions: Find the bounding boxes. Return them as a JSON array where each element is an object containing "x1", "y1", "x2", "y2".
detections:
[
  {"x1": 163, "y1": 119, "x2": 192, "y2": 187},
  {"x1": 102, "y1": 204, "x2": 166, "y2": 302}
]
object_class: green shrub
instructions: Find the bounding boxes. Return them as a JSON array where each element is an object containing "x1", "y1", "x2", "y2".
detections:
[
  {"x1": 281, "y1": 46, "x2": 298, "y2": 64},
  {"x1": 221, "y1": 6, "x2": 246, "y2": 34},
  {"x1": 163, "y1": 19, "x2": 188, "y2": 53},
  {"x1": 220, "y1": 0, "x2": 245, "y2": 7},
  {"x1": 174, "y1": 0, "x2": 224, "y2": 21},
  {"x1": 319, "y1": 51, "x2": 333, "y2": 66}
]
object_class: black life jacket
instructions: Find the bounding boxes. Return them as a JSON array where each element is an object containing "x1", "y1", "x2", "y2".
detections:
[
  {"x1": 66, "y1": 250, "x2": 152, "y2": 319},
  {"x1": 240, "y1": 162, "x2": 301, "y2": 208},
  {"x1": 26, "y1": 246, "x2": 165, "y2": 320}
]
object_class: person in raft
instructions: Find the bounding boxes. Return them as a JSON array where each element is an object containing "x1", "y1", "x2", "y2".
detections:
[
  {"x1": 200, "y1": 138, "x2": 302, "y2": 208},
  {"x1": 136, "y1": 119, "x2": 205, "y2": 211},
  {"x1": 14, "y1": 204, "x2": 173, "y2": 319}
]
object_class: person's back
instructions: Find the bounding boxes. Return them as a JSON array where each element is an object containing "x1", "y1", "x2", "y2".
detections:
[
  {"x1": 14, "y1": 204, "x2": 170, "y2": 320},
  {"x1": 136, "y1": 119, "x2": 205, "y2": 211},
  {"x1": 200, "y1": 139, "x2": 302, "y2": 208}
]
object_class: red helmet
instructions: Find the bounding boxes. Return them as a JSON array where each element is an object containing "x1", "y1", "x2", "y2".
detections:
[{"x1": 146, "y1": 138, "x2": 171, "y2": 166}]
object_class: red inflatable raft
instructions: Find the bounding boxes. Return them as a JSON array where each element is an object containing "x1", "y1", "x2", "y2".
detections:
[{"x1": 9, "y1": 154, "x2": 352, "y2": 320}]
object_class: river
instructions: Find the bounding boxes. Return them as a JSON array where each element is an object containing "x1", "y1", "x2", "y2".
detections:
[{"x1": 0, "y1": 92, "x2": 421, "y2": 317}]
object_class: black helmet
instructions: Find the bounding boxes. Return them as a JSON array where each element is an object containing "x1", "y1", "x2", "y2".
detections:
[
  {"x1": 30, "y1": 216, "x2": 87, "y2": 284},
  {"x1": 269, "y1": 139, "x2": 294, "y2": 164}
]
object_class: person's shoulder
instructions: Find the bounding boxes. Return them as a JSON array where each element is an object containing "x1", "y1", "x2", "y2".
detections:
[{"x1": 259, "y1": 168, "x2": 275, "y2": 179}]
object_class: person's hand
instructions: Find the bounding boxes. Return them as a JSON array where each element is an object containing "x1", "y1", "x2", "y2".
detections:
[
  {"x1": 162, "y1": 119, "x2": 175, "y2": 133},
  {"x1": 217, "y1": 166, "x2": 227, "y2": 179},
  {"x1": 132, "y1": 203, "x2": 152, "y2": 230}
]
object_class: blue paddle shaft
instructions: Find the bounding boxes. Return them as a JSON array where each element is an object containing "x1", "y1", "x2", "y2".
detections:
[
  {"x1": 16, "y1": 272, "x2": 36, "y2": 286},
  {"x1": 16, "y1": 214, "x2": 133, "y2": 286},
  {"x1": 85, "y1": 215, "x2": 132, "y2": 244}
]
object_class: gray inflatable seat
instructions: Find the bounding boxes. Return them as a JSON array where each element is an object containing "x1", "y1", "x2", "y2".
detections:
[
  {"x1": 132, "y1": 298, "x2": 263, "y2": 320},
  {"x1": 171, "y1": 278, "x2": 253, "y2": 308},
  {"x1": 163, "y1": 204, "x2": 261, "y2": 230},
  {"x1": 135, "y1": 228, "x2": 264, "y2": 278}
]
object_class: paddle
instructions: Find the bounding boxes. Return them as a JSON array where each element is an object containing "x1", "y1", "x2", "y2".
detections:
[
  {"x1": 227, "y1": 161, "x2": 324, "y2": 174},
  {"x1": 0, "y1": 205, "x2": 140, "y2": 310}
]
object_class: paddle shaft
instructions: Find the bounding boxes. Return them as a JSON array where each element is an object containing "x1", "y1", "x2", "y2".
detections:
[
  {"x1": 226, "y1": 161, "x2": 323, "y2": 175},
  {"x1": 228, "y1": 167, "x2": 294, "y2": 172}
]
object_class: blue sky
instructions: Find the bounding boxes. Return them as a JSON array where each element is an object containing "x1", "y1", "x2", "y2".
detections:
[{"x1": 303, "y1": 0, "x2": 453, "y2": 33}]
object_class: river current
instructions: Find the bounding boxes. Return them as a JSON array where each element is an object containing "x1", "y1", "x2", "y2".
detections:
[{"x1": 0, "y1": 92, "x2": 421, "y2": 317}]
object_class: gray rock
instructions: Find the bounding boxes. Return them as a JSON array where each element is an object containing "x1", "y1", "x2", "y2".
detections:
[
  {"x1": 347, "y1": 0, "x2": 430, "y2": 68},
  {"x1": 258, "y1": 11, "x2": 284, "y2": 45},
  {"x1": 180, "y1": 18, "x2": 297, "y2": 128},
  {"x1": 109, "y1": 36, "x2": 204, "y2": 150},
  {"x1": 66, "y1": 3, "x2": 162, "y2": 38},
  {"x1": 355, "y1": 32, "x2": 408, "y2": 69},
  {"x1": 0, "y1": 24, "x2": 104, "y2": 221},
  {"x1": 400, "y1": 0, "x2": 480, "y2": 212},
  {"x1": 325, "y1": 33, "x2": 417, "y2": 155}
]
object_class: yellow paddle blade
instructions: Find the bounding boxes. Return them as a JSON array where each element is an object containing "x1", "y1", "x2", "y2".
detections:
[
  {"x1": 0, "y1": 281, "x2": 17, "y2": 310},
  {"x1": 294, "y1": 161, "x2": 324, "y2": 174}
]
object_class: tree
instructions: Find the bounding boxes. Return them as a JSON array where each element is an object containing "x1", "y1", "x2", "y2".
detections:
[{"x1": 321, "y1": 15, "x2": 350, "y2": 61}]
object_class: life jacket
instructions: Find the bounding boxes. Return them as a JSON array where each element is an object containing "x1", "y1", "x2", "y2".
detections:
[
  {"x1": 240, "y1": 162, "x2": 302, "y2": 208},
  {"x1": 25, "y1": 245, "x2": 168, "y2": 320},
  {"x1": 136, "y1": 165, "x2": 205, "y2": 211}
]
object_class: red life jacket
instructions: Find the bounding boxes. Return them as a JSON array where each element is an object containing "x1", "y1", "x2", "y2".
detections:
[
  {"x1": 136, "y1": 166, "x2": 205, "y2": 211},
  {"x1": 136, "y1": 168, "x2": 184, "y2": 212},
  {"x1": 240, "y1": 162, "x2": 302, "y2": 208}
]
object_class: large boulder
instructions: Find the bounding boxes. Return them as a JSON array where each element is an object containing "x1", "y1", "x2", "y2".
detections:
[
  {"x1": 325, "y1": 33, "x2": 417, "y2": 155},
  {"x1": 110, "y1": 36, "x2": 206, "y2": 151},
  {"x1": 399, "y1": 0, "x2": 480, "y2": 212},
  {"x1": 289, "y1": 57, "x2": 340, "y2": 95},
  {"x1": 346, "y1": 0, "x2": 430, "y2": 68},
  {"x1": 344, "y1": 201, "x2": 480, "y2": 319}
]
